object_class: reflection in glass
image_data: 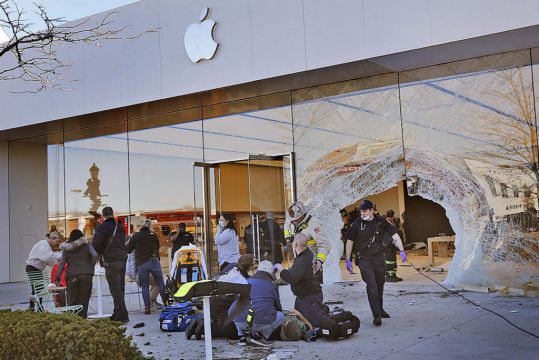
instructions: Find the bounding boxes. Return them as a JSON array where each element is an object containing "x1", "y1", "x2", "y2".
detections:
[
  {"x1": 64, "y1": 132, "x2": 130, "y2": 239},
  {"x1": 202, "y1": 106, "x2": 293, "y2": 162},
  {"x1": 47, "y1": 143, "x2": 66, "y2": 237}
]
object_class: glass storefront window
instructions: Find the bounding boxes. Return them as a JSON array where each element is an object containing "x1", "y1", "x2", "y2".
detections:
[{"x1": 400, "y1": 50, "x2": 538, "y2": 284}]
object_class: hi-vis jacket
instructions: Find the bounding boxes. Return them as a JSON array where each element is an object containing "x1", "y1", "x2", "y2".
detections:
[{"x1": 284, "y1": 215, "x2": 331, "y2": 263}]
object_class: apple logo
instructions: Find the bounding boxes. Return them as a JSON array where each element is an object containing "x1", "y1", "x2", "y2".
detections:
[{"x1": 184, "y1": 7, "x2": 219, "y2": 63}]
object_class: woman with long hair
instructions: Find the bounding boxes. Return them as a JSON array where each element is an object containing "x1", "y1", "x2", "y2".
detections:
[{"x1": 215, "y1": 214, "x2": 240, "y2": 272}]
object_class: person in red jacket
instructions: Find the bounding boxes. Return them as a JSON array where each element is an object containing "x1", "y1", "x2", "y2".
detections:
[{"x1": 50, "y1": 261, "x2": 67, "y2": 307}]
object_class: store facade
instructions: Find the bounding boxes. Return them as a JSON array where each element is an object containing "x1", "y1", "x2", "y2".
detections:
[{"x1": 1, "y1": 1, "x2": 539, "y2": 284}]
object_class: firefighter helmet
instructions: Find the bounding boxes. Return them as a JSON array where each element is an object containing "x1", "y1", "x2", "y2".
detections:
[{"x1": 286, "y1": 201, "x2": 310, "y2": 221}]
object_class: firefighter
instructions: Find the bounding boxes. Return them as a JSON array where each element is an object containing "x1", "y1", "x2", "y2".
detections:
[
  {"x1": 283, "y1": 201, "x2": 331, "y2": 280},
  {"x1": 345, "y1": 199, "x2": 407, "y2": 326}
]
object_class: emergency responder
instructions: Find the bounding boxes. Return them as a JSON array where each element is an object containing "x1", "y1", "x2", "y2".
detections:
[
  {"x1": 384, "y1": 209, "x2": 404, "y2": 282},
  {"x1": 283, "y1": 201, "x2": 331, "y2": 280},
  {"x1": 345, "y1": 199, "x2": 407, "y2": 326}
]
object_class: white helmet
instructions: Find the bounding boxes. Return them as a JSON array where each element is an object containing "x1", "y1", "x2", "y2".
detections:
[{"x1": 286, "y1": 202, "x2": 310, "y2": 221}]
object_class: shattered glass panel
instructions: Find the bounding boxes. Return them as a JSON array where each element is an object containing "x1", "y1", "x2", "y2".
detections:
[
  {"x1": 292, "y1": 74, "x2": 405, "y2": 282},
  {"x1": 400, "y1": 50, "x2": 539, "y2": 286}
]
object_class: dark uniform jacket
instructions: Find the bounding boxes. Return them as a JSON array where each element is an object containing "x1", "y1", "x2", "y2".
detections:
[
  {"x1": 93, "y1": 218, "x2": 127, "y2": 263},
  {"x1": 171, "y1": 231, "x2": 194, "y2": 257},
  {"x1": 347, "y1": 215, "x2": 397, "y2": 257},
  {"x1": 280, "y1": 249, "x2": 321, "y2": 298}
]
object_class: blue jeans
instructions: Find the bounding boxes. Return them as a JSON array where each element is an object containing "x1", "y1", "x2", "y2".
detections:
[
  {"x1": 137, "y1": 258, "x2": 167, "y2": 309},
  {"x1": 234, "y1": 311, "x2": 285, "y2": 339}
]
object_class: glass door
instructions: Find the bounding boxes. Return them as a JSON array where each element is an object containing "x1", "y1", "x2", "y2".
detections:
[
  {"x1": 193, "y1": 153, "x2": 295, "y2": 276},
  {"x1": 247, "y1": 154, "x2": 294, "y2": 267}
]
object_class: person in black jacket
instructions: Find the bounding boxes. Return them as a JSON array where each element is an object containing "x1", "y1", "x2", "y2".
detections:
[
  {"x1": 274, "y1": 233, "x2": 324, "y2": 328},
  {"x1": 170, "y1": 222, "x2": 195, "y2": 263},
  {"x1": 127, "y1": 219, "x2": 168, "y2": 314},
  {"x1": 345, "y1": 200, "x2": 407, "y2": 326},
  {"x1": 92, "y1": 206, "x2": 129, "y2": 323},
  {"x1": 55, "y1": 229, "x2": 97, "y2": 318}
]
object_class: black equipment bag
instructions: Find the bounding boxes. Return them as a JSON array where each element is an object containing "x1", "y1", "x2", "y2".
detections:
[{"x1": 319, "y1": 307, "x2": 360, "y2": 341}]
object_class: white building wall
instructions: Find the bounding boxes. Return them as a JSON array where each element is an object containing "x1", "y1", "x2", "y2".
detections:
[
  {"x1": 8, "y1": 142, "x2": 48, "y2": 282},
  {"x1": 0, "y1": 142, "x2": 9, "y2": 283},
  {"x1": 0, "y1": 0, "x2": 539, "y2": 129}
]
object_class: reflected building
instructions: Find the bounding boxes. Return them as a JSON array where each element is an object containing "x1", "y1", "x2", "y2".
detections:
[{"x1": 0, "y1": 2, "x2": 539, "y2": 285}]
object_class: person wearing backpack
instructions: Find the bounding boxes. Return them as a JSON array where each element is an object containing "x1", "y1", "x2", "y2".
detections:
[
  {"x1": 93, "y1": 206, "x2": 129, "y2": 323},
  {"x1": 127, "y1": 219, "x2": 168, "y2": 314},
  {"x1": 345, "y1": 200, "x2": 407, "y2": 326}
]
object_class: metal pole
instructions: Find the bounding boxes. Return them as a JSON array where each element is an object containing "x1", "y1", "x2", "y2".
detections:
[
  {"x1": 290, "y1": 152, "x2": 297, "y2": 203},
  {"x1": 256, "y1": 214, "x2": 261, "y2": 263},
  {"x1": 202, "y1": 296, "x2": 212, "y2": 360},
  {"x1": 202, "y1": 167, "x2": 214, "y2": 277}
]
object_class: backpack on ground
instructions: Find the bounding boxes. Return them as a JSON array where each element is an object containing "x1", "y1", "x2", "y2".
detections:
[
  {"x1": 159, "y1": 301, "x2": 201, "y2": 332},
  {"x1": 318, "y1": 307, "x2": 360, "y2": 341}
]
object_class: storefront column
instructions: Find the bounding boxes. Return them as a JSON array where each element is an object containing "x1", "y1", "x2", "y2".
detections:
[
  {"x1": 0, "y1": 141, "x2": 9, "y2": 283},
  {"x1": 8, "y1": 141, "x2": 48, "y2": 282}
]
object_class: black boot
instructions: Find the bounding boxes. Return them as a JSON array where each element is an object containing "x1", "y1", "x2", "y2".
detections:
[
  {"x1": 373, "y1": 315, "x2": 382, "y2": 326},
  {"x1": 381, "y1": 310, "x2": 390, "y2": 318},
  {"x1": 385, "y1": 275, "x2": 402, "y2": 282},
  {"x1": 194, "y1": 318, "x2": 205, "y2": 340},
  {"x1": 186, "y1": 319, "x2": 198, "y2": 340}
]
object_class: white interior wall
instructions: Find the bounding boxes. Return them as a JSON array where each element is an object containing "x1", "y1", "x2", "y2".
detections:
[
  {"x1": 0, "y1": 142, "x2": 9, "y2": 283},
  {"x1": 8, "y1": 142, "x2": 48, "y2": 282}
]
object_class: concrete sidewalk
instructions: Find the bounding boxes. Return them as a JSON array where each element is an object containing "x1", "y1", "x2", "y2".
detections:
[{"x1": 1, "y1": 259, "x2": 538, "y2": 360}]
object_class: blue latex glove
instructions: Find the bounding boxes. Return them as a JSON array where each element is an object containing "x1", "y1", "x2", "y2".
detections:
[
  {"x1": 274, "y1": 263, "x2": 283, "y2": 272},
  {"x1": 346, "y1": 259, "x2": 353, "y2": 272},
  {"x1": 400, "y1": 251, "x2": 407, "y2": 262}
]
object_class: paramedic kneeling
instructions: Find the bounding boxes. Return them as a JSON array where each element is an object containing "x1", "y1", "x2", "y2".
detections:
[
  {"x1": 274, "y1": 233, "x2": 324, "y2": 328},
  {"x1": 345, "y1": 199, "x2": 407, "y2": 326}
]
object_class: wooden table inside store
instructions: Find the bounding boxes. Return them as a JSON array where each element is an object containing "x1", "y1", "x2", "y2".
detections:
[{"x1": 427, "y1": 235, "x2": 455, "y2": 266}]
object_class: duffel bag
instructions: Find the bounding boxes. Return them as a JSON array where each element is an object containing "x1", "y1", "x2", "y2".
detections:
[
  {"x1": 319, "y1": 307, "x2": 360, "y2": 340},
  {"x1": 159, "y1": 301, "x2": 198, "y2": 332}
]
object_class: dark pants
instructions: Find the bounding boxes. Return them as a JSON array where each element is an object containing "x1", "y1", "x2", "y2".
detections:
[
  {"x1": 213, "y1": 321, "x2": 240, "y2": 339},
  {"x1": 67, "y1": 274, "x2": 93, "y2": 318},
  {"x1": 138, "y1": 258, "x2": 167, "y2": 309},
  {"x1": 294, "y1": 292, "x2": 324, "y2": 328},
  {"x1": 357, "y1": 255, "x2": 386, "y2": 317},
  {"x1": 25, "y1": 265, "x2": 43, "y2": 311},
  {"x1": 385, "y1": 245, "x2": 397, "y2": 277},
  {"x1": 105, "y1": 260, "x2": 128, "y2": 321}
]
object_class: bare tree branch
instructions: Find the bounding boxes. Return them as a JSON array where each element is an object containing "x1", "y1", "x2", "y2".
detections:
[{"x1": 0, "y1": 0, "x2": 157, "y2": 92}]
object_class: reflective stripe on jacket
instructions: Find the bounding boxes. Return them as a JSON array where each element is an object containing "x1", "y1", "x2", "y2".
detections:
[{"x1": 284, "y1": 215, "x2": 331, "y2": 262}]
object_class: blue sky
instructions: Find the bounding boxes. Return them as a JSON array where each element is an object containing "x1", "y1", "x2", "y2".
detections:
[{"x1": 4, "y1": 0, "x2": 139, "y2": 31}]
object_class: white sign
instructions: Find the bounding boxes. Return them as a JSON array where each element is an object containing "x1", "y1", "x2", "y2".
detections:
[{"x1": 184, "y1": 7, "x2": 219, "y2": 63}]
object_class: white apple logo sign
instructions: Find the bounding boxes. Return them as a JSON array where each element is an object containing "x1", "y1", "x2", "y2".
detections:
[{"x1": 184, "y1": 7, "x2": 219, "y2": 63}]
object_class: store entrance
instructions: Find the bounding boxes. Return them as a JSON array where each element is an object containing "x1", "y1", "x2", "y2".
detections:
[{"x1": 193, "y1": 153, "x2": 295, "y2": 276}]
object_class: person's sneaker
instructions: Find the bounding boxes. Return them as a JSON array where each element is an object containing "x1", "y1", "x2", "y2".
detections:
[
  {"x1": 381, "y1": 310, "x2": 390, "y2": 318},
  {"x1": 373, "y1": 316, "x2": 382, "y2": 326},
  {"x1": 151, "y1": 301, "x2": 164, "y2": 310},
  {"x1": 385, "y1": 275, "x2": 401, "y2": 282},
  {"x1": 186, "y1": 320, "x2": 197, "y2": 340},
  {"x1": 249, "y1": 335, "x2": 273, "y2": 347},
  {"x1": 238, "y1": 336, "x2": 248, "y2": 346},
  {"x1": 144, "y1": 307, "x2": 151, "y2": 315}
]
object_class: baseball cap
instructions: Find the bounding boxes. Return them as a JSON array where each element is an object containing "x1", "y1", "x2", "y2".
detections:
[{"x1": 358, "y1": 199, "x2": 374, "y2": 210}]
